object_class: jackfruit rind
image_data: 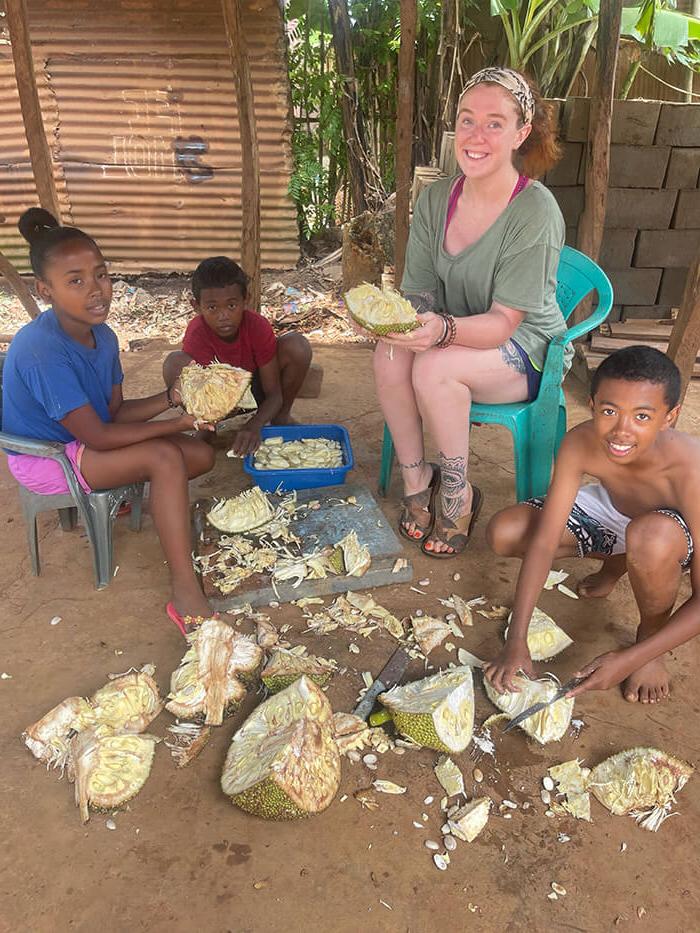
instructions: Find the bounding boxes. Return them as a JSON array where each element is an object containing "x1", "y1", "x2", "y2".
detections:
[
  {"x1": 261, "y1": 649, "x2": 334, "y2": 694},
  {"x1": 72, "y1": 728, "x2": 159, "y2": 823},
  {"x1": 484, "y1": 675, "x2": 574, "y2": 744},
  {"x1": 221, "y1": 676, "x2": 341, "y2": 820},
  {"x1": 207, "y1": 487, "x2": 275, "y2": 534},
  {"x1": 23, "y1": 696, "x2": 96, "y2": 768},
  {"x1": 345, "y1": 283, "x2": 420, "y2": 336},
  {"x1": 505, "y1": 607, "x2": 573, "y2": 661},
  {"x1": 179, "y1": 362, "x2": 252, "y2": 422},
  {"x1": 379, "y1": 667, "x2": 474, "y2": 753},
  {"x1": 330, "y1": 530, "x2": 371, "y2": 577},
  {"x1": 91, "y1": 670, "x2": 163, "y2": 734},
  {"x1": 166, "y1": 620, "x2": 263, "y2": 725},
  {"x1": 589, "y1": 747, "x2": 693, "y2": 816}
]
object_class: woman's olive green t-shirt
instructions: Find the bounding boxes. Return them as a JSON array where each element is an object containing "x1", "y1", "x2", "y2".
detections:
[{"x1": 401, "y1": 175, "x2": 570, "y2": 372}]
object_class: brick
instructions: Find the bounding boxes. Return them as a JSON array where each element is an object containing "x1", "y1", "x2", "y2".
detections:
[
  {"x1": 673, "y1": 190, "x2": 700, "y2": 228},
  {"x1": 612, "y1": 101, "x2": 661, "y2": 146},
  {"x1": 545, "y1": 142, "x2": 582, "y2": 186},
  {"x1": 664, "y1": 148, "x2": 700, "y2": 189},
  {"x1": 605, "y1": 188, "x2": 676, "y2": 229},
  {"x1": 600, "y1": 229, "x2": 637, "y2": 268},
  {"x1": 609, "y1": 145, "x2": 670, "y2": 189},
  {"x1": 621, "y1": 305, "x2": 673, "y2": 321},
  {"x1": 549, "y1": 186, "x2": 584, "y2": 225},
  {"x1": 655, "y1": 104, "x2": 700, "y2": 147},
  {"x1": 561, "y1": 97, "x2": 589, "y2": 142},
  {"x1": 607, "y1": 267, "x2": 662, "y2": 305},
  {"x1": 636, "y1": 230, "x2": 697, "y2": 268},
  {"x1": 658, "y1": 267, "x2": 689, "y2": 306}
]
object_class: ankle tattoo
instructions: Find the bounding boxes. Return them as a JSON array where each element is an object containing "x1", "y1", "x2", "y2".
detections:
[
  {"x1": 439, "y1": 451, "x2": 467, "y2": 523},
  {"x1": 399, "y1": 458, "x2": 425, "y2": 470}
]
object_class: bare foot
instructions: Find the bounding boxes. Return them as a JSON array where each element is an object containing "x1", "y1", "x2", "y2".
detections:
[
  {"x1": 577, "y1": 568, "x2": 622, "y2": 598},
  {"x1": 622, "y1": 658, "x2": 671, "y2": 704}
]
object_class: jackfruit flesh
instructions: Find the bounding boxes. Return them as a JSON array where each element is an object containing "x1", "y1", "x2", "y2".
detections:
[
  {"x1": 254, "y1": 437, "x2": 344, "y2": 471},
  {"x1": 589, "y1": 747, "x2": 693, "y2": 817},
  {"x1": 166, "y1": 619, "x2": 263, "y2": 725},
  {"x1": 449, "y1": 797, "x2": 491, "y2": 842},
  {"x1": 23, "y1": 696, "x2": 96, "y2": 768},
  {"x1": 221, "y1": 675, "x2": 340, "y2": 820},
  {"x1": 505, "y1": 608, "x2": 573, "y2": 661},
  {"x1": 378, "y1": 667, "x2": 474, "y2": 753},
  {"x1": 71, "y1": 727, "x2": 159, "y2": 823},
  {"x1": 207, "y1": 487, "x2": 275, "y2": 534},
  {"x1": 345, "y1": 283, "x2": 420, "y2": 336},
  {"x1": 179, "y1": 362, "x2": 252, "y2": 422},
  {"x1": 484, "y1": 675, "x2": 574, "y2": 744},
  {"x1": 261, "y1": 649, "x2": 334, "y2": 693},
  {"x1": 90, "y1": 670, "x2": 163, "y2": 734},
  {"x1": 329, "y1": 530, "x2": 371, "y2": 577}
]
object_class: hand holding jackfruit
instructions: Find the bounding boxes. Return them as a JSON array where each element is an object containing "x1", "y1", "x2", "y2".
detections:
[{"x1": 484, "y1": 674, "x2": 574, "y2": 744}]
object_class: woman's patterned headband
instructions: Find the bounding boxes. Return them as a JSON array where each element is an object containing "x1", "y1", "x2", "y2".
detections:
[{"x1": 459, "y1": 67, "x2": 535, "y2": 126}]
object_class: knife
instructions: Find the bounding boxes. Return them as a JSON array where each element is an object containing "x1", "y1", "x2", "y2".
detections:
[
  {"x1": 502, "y1": 676, "x2": 584, "y2": 733},
  {"x1": 353, "y1": 647, "x2": 411, "y2": 721}
]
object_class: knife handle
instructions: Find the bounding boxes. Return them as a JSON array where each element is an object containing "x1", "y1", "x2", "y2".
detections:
[{"x1": 353, "y1": 679, "x2": 387, "y2": 721}]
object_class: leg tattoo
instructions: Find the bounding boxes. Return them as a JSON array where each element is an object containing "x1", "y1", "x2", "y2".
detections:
[
  {"x1": 399, "y1": 458, "x2": 425, "y2": 471},
  {"x1": 439, "y1": 452, "x2": 467, "y2": 523},
  {"x1": 499, "y1": 339, "x2": 526, "y2": 374}
]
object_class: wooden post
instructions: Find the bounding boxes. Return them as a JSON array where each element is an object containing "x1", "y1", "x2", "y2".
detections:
[
  {"x1": 667, "y1": 247, "x2": 700, "y2": 406},
  {"x1": 394, "y1": 0, "x2": 417, "y2": 285},
  {"x1": 222, "y1": 0, "x2": 261, "y2": 311},
  {"x1": 575, "y1": 0, "x2": 623, "y2": 324},
  {"x1": 0, "y1": 249, "x2": 40, "y2": 320},
  {"x1": 5, "y1": 0, "x2": 61, "y2": 220}
]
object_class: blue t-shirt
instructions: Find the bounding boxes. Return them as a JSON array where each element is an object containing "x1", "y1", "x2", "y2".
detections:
[{"x1": 2, "y1": 309, "x2": 123, "y2": 443}]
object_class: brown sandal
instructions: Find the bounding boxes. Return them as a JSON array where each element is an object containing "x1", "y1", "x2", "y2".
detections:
[
  {"x1": 398, "y1": 463, "x2": 441, "y2": 543},
  {"x1": 422, "y1": 485, "x2": 483, "y2": 559}
]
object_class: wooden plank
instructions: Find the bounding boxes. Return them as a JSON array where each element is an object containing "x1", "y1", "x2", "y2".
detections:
[
  {"x1": 222, "y1": 0, "x2": 261, "y2": 310},
  {"x1": 668, "y1": 248, "x2": 700, "y2": 405},
  {"x1": 575, "y1": 0, "x2": 623, "y2": 325},
  {"x1": 591, "y1": 334, "x2": 672, "y2": 355},
  {"x1": 5, "y1": 0, "x2": 61, "y2": 220},
  {"x1": 0, "y1": 250, "x2": 40, "y2": 320},
  {"x1": 606, "y1": 321, "x2": 673, "y2": 341},
  {"x1": 394, "y1": 0, "x2": 417, "y2": 284},
  {"x1": 584, "y1": 347, "x2": 700, "y2": 378}
]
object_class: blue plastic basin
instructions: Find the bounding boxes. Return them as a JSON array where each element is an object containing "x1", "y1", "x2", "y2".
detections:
[{"x1": 243, "y1": 424, "x2": 354, "y2": 492}]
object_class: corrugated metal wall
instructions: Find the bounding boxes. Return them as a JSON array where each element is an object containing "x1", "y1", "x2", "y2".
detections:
[{"x1": 0, "y1": 0, "x2": 300, "y2": 272}]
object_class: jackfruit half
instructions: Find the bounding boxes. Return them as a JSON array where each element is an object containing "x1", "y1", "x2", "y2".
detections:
[
  {"x1": 484, "y1": 674, "x2": 574, "y2": 744},
  {"x1": 207, "y1": 487, "x2": 275, "y2": 534},
  {"x1": 179, "y1": 362, "x2": 252, "y2": 423},
  {"x1": 504, "y1": 607, "x2": 573, "y2": 661},
  {"x1": 221, "y1": 675, "x2": 341, "y2": 820},
  {"x1": 166, "y1": 619, "x2": 263, "y2": 725},
  {"x1": 91, "y1": 669, "x2": 163, "y2": 734},
  {"x1": 344, "y1": 283, "x2": 420, "y2": 336},
  {"x1": 261, "y1": 649, "x2": 335, "y2": 694},
  {"x1": 378, "y1": 666, "x2": 474, "y2": 753}
]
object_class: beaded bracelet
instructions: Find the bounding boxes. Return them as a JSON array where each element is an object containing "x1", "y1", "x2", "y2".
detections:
[{"x1": 435, "y1": 313, "x2": 456, "y2": 349}]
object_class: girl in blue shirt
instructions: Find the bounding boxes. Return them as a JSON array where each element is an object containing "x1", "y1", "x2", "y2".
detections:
[{"x1": 3, "y1": 208, "x2": 216, "y2": 635}]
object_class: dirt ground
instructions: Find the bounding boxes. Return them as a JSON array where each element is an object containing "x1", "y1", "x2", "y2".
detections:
[{"x1": 2, "y1": 340, "x2": 700, "y2": 933}]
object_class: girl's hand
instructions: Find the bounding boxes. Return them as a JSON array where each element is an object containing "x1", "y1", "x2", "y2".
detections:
[
  {"x1": 175, "y1": 413, "x2": 215, "y2": 433},
  {"x1": 380, "y1": 312, "x2": 446, "y2": 352},
  {"x1": 483, "y1": 643, "x2": 536, "y2": 694},
  {"x1": 565, "y1": 650, "x2": 635, "y2": 697}
]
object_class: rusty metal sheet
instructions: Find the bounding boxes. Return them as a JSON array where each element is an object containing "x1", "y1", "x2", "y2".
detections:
[{"x1": 0, "y1": 0, "x2": 299, "y2": 273}]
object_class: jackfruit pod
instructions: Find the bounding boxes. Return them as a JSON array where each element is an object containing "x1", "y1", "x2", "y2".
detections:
[{"x1": 207, "y1": 487, "x2": 275, "y2": 534}]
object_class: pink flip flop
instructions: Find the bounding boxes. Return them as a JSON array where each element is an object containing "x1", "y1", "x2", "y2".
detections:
[{"x1": 165, "y1": 602, "x2": 219, "y2": 637}]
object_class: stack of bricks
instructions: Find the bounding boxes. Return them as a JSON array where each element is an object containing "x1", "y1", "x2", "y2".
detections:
[{"x1": 438, "y1": 99, "x2": 699, "y2": 322}]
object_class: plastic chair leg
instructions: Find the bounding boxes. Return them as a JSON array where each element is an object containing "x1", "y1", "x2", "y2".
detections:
[
  {"x1": 58, "y1": 507, "x2": 77, "y2": 531},
  {"x1": 24, "y1": 508, "x2": 41, "y2": 576},
  {"x1": 129, "y1": 484, "x2": 145, "y2": 532},
  {"x1": 512, "y1": 426, "x2": 533, "y2": 502},
  {"x1": 378, "y1": 424, "x2": 395, "y2": 498},
  {"x1": 81, "y1": 496, "x2": 115, "y2": 590}
]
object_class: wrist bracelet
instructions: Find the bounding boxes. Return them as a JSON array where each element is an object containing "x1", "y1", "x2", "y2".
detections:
[
  {"x1": 434, "y1": 314, "x2": 449, "y2": 348},
  {"x1": 435, "y1": 313, "x2": 456, "y2": 349}
]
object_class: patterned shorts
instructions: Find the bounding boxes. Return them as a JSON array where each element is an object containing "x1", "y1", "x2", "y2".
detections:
[{"x1": 526, "y1": 483, "x2": 693, "y2": 570}]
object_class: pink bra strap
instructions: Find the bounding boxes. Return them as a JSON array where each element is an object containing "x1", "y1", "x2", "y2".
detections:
[
  {"x1": 509, "y1": 173, "x2": 529, "y2": 202},
  {"x1": 444, "y1": 173, "x2": 529, "y2": 235}
]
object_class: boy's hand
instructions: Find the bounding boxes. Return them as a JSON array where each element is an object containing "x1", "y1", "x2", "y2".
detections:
[
  {"x1": 231, "y1": 424, "x2": 262, "y2": 457},
  {"x1": 565, "y1": 650, "x2": 633, "y2": 697},
  {"x1": 483, "y1": 644, "x2": 536, "y2": 694}
]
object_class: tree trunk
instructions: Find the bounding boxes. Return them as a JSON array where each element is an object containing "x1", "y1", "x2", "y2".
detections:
[
  {"x1": 222, "y1": 0, "x2": 261, "y2": 310},
  {"x1": 327, "y1": 0, "x2": 383, "y2": 215},
  {"x1": 575, "y1": 0, "x2": 623, "y2": 326},
  {"x1": 395, "y1": 0, "x2": 417, "y2": 286},
  {"x1": 5, "y1": 0, "x2": 61, "y2": 220},
  {"x1": 667, "y1": 247, "x2": 700, "y2": 406}
]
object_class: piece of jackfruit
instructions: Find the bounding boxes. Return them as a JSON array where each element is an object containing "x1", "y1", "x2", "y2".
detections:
[
  {"x1": 179, "y1": 362, "x2": 252, "y2": 423},
  {"x1": 90, "y1": 669, "x2": 163, "y2": 734},
  {"x1": 207, "y1": 487, "x2": 275, "y2": 534},
  {"x1": 448, "y1": 797, "x2": 491, "y2": 842},
  {"x1": 378, "y1": 666, "x2": 474, "y2": 753},
  {"x1": 328, "y1": 530, "x2": 371, "y2": 577},
  {"x1": 221, "y1": 675, "x2": 341, "y2": 820},
  {"x1": 166, "y1": 619, "x2": 263, "y2": 725},
  {"x1": 23, "y1": 696, "x2": 96, "y2": 771},
  {"x1": 261, "y1": 648, "x2": 335, "y2": 694},
  {"x1": 504, "y1": 607, "x2": 573, "y2": 660},
  {"x1": 484, "y1": 674, "x2": 574, "y2": 744},
  {"x1": 345, "y1": 283, "x2": 419, "y2": 336}
]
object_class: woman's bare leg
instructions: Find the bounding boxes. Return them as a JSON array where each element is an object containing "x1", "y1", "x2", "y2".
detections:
[
  {"x1": 412, "y1": 345, "x2": 528, "y2": 553},
  {"x1": 80, "y1": 437, "x2": 215, "y2": 618}
]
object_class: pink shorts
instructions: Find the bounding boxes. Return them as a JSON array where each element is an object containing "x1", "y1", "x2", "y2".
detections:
[{"x1": 7, "y1": 440, "x2": 92, "y2": 496}]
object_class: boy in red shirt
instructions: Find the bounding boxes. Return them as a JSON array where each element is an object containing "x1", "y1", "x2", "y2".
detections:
[{"x1": 163, "y1": 256, "x2": 311, "y2": 455}]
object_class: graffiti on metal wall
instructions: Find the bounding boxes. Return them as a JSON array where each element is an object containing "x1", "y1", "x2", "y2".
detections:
[{"x1": 109, "y1": 88, "x2": 212, "y2": 183}]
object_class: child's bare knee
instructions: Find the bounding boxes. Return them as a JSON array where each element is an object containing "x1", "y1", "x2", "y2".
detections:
[
  {"x1": 626, "y1": 514, "x2": 685, "y2": 570},
  {"x1": 279, "y1": 333, "x2": 312, "y2": 367},
  {"x1": 487, "y1": 509, "x2": 522, "y2": 556},
  {"x1": 162, "y1": 351, "x2": 193, "y2": 386}
]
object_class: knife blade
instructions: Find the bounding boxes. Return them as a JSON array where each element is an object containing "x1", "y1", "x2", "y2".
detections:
[
  {"x1": 502, "y1": 676, "x2": 583, "y2": 733},
  {"x1": 353, "y1": 647, "x2": 411, "y2": 721}
]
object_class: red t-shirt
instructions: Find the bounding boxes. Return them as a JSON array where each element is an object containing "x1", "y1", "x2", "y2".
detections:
[{"x1": 182, "y1": 310, "x2": 277, "y2": 372}]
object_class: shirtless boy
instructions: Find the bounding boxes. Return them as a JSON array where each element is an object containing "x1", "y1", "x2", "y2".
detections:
[{"x1": 484, "y1": 346, "x2": 699, "y2": 705}]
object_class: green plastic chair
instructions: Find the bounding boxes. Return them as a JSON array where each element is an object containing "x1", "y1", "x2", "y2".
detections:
[{"x1": 378, "y1": 245, "x2": 614, "y2": 502}]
